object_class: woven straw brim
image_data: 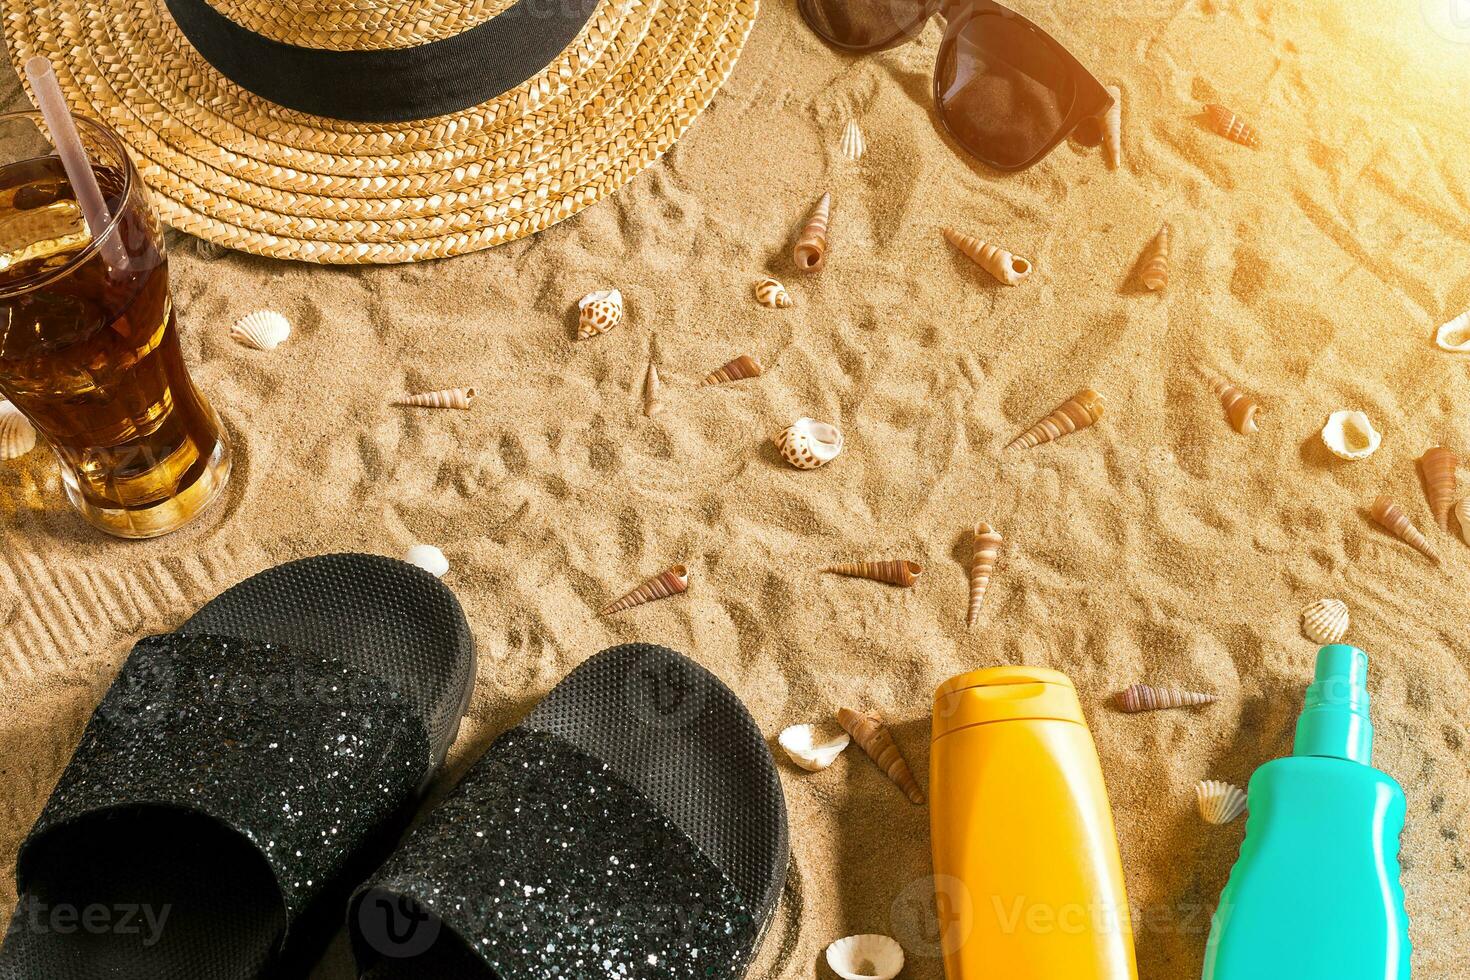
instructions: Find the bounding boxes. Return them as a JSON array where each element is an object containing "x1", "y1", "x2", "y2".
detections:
[{"x1": 2, "y1": 0, "x2": 757, "y2": 263}]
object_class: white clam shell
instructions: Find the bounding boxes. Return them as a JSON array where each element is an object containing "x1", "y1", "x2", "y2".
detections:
[
  {"x1": 230, "y1": 309, "x2": 291, "y2": 351},
  {"x1": 1196, "y1": 779, "x2": 1247, "y2": 825},
  {"x1": 0, "y1": 400, "x2": 38, "y2": 461},
  {"x1": 825, "y1": 934, "x2": 904, "y2": 980},
  {"x1": 776, "y1": 418, "x2": 844, "y2": 470},
  {"x1": 1300, "y1": 598, "x2": 1349, "y2": 645},
  {"x1": 1320, "y1": 410, "x2": 1381, "y2": 460},
  {"x1": 404, "y1": 544, "x2": 449, "y2": 578},
  {"x1": 840, "y1": 118, "x2": 866, "y2": 161},
  {"x1": 1435, "y1": 311, "x2": 1470, "y2": 352},
  {"x1": 777, "y1": 723, "x2": 850, "y2": 772}
]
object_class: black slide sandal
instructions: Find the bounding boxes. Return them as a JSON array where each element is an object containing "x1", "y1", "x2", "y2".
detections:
[
  {"x1": 0, "y1": 554, "x2": 476, "y2": 980},
  {"x1": 349, "y1": 642, "x2": 789, "y2": 979}
]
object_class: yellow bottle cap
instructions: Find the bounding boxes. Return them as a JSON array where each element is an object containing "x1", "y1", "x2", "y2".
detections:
[{"x1": 932, "y1": 666, "x2": 1086, "y2": 740}]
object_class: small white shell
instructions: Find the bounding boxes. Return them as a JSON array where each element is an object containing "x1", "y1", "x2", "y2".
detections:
[
  {"x1": 578, "y1": 289, "x2": 624, "y2": 340},
  {"x1": 1435, "y1": 311, "x2": 1470, "y2": 352},
  {"x1": 1320, "y1": 410, "x2": 1381, "y2": 460},
  {"x1": 1196, "y1": 779, "x2": 1247, "y2": 825},
  {"x1": 230, "y1": 309, "x2": 291, "y2": 351},
  {"x1": 825, "y1": 934, "x2": 904, "y2": 980},
  {"x1": 1300, "y1": 598, "x2": 1349, "y2": 645},
  {"x1": 840, "y1": 118, "x2": 866, "y2": 162},
  {"x1": 776, "y1": 418, "x2": 844, "y2": 470},
  {"x1": 755, "y1": 277, "x2": 793, "y2": 309},
  {"x1": 404, "y1": 544, "x2": 449, "y2": 578},
  {"x1": 777, "y1": 723, "x2": 850, "y2": 772},
  {"x1": 0, "y1": 400, "x2": 38, "y2": 461}
]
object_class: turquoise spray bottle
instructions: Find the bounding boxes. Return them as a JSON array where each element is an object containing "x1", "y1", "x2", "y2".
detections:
[{"x1": 1202, "y1": 644, "x2": 1411, "y2": 979}]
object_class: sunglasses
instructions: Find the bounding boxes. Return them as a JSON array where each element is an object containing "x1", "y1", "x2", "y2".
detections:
[{"x1": 799, "y1": 0, "x2": 1112, "y2": 171}]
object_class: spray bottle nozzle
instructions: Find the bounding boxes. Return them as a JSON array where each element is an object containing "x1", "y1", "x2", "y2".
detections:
[{"x1": 1293, "y1": 644, "x2": 1374, "y2": 764}]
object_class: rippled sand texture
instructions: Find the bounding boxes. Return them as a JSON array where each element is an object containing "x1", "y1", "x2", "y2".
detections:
[{"x1": 3, "y1": 1, "x2": 1469, "y2": 976}]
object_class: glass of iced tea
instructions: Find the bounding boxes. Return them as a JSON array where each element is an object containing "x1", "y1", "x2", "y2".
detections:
[{"x1": 0, "y1": 111, "x2": 230, "y2": 538}]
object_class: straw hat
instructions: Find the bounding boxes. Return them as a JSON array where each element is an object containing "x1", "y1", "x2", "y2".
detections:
[{"x1": 2, "y1": 0, "x2": 757, "y2": 263}]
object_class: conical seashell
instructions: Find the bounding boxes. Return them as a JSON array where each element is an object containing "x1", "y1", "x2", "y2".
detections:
[
  {"x1": 1435, "y1": 311, "x2": 1470, "y2": 352},
  {"x1": 1300, "y1": 598, "x2": 1349, "y2": 645},
  {"x1": 1114, "y1": 684, "x2": 1217, "y2": 713},
  {"x1": 1417, "y1": 446, "x2": 1459, "y2": 529},
  {"x1": 1456, "y1": 497, "x2": 1470, "y2": 546},
  {"x1": 230, "y1": 309, "x2": 290, "y2": 350},
  {"x1": 1102, "y1": 85, "x2": 1122, "y2": 169},
  {"x1": 394, "y1": 386, "x2": 477, "y2": 409},
  {"x1": 942, "y1": 227, "x2": 1032, "y2": 286},
  {"x1": 600, "y1": 564, "x2": 690, "y2": 615},
  {"x1": 967, "y1": 523, "x2": 1002, "y2": 627},
  {"x1": 642, "y1": 360, "x2": 663, "y2": 417},
  {"x1": 839, "y1": 118, "x2": 866, "y2": 162},
  {"x1": 823, "y1": 560, "x2": 923, "y2": 588},
  {"x1": 1197, "y1": 366, "x2": 1258, "y2": 434},
  {"x1": 702, "y1": 354, "x2": 762, "y2": 386},
  {"x1": 776, "y1": 417, "x2": 844, "y2": 470},
  {"x1": 1007, "y1": 388, "x2": 1105, "y2": 450},
  {"x1": 0, "y1": 401, "x2": 38, "y2": 461},
  {"x1": 1197, "y1": 779, "x2": 1248, "y2": 825},
  {"x1": 403, "y1": 544, "x2": 449, "y2": 578},
  {"x1": 837, "y1": 708, "x2": 925, "y2": 805},
  {"x1": 777, "y1": 723, "x2": 850, "y2": 772},
  {"x1": 825, "y1": 934, "x2": 905, "y2": 980},
  {"x1": 1139, "y1": 224, "x2": 1170, "y2": 291},
  {"x1": 1370, "y1": 496, "x2": 1437, "y2": 563},
  {"x1": 577, "y1": 289, "x2": 623, "y2": 340},
  {"x1": 792, "y1": 192, "x2": 831, "y2": 273},
  {"x1": 1320, "y1": 410, "x2": 1380, "y2": 460},
  {"x1": 754, "y1": 277, "x2": 793, "y2": 309},
  {"x1": 1204, "y1": 104, "x2": 1261, "y2": 148}
]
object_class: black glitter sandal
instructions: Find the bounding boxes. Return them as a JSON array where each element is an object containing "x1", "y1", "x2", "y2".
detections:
[
  {"x1": 349, "y1": 642, "x2": 789, "y2": 979},
  {"x1": 0, "y1": 554, "x2": 476, "y2": 980}
]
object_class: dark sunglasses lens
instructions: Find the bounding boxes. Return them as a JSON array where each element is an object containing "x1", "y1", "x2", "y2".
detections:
[
  {"x1": 800, "y1": 0, "x2": 929, "y2": 50},
  {"x1": 936, "y1": 13, "x2": 1077, "y2": 168}
]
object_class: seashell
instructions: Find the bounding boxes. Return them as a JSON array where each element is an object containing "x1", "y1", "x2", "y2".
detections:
[
  {"x1": 1114, "y1": 684, "x2": 1217, "y2": 713},
  {"x1": 823, "y1": 560, "x2": 923, "y2": 588},
  {"x1": 776, "y1": 417, "x2": 844, "y2": 470},
  {"x1": 403, "y1": 544, "x2": 449, "y2": 578},
  {"x1": 1204, "y1": 103, "x2": 1261, "y2": 148},
  {"x1": 967, "y1": 523, "x2": 1002, "y2": 627},
  {"x1": 837, "y1": 708, "x2": 925, "y2": 805},
  {"x1": 1300, "y1": 598, "x2": 1349, "y2": 645},
  {"x1": 942, "y1": 227, "x2": 1032, "y2": 286},
  {"x1": 1457, "y1": 497, "x2": 1470, "y2": 545},
  {"x1": 777, "y1": 723, "x2": 850, "y2": 772},
  {"x1": 1435, "y1": 311, "x2": 1470, "y2": 352},
  {"x1": 577, "y1": 289, "x2": 623, "y2": 340},
  {"x1": 0, "y1": 401, "x2": 38, "y2": 461},
  {"x1": 840, "y1": 118, "x2": 866, "y2": 162},
  {"x1": 792, "y1": 192, "x2": 831, "y2": 273},
  {"x1": 1197, "y1": 365, "x2": 1258, "y2": 434},
  {"x1": 1007, "y1": 388, "x2": 1105, "y2": 450},
  {"x1": 600, "y1": 564, "x2": 689, "y2": 615},
  {"x1": 643, "y1": 360, "x2": 663, "y2": 417},
  {"x1": 1370, "y1": 496, "x2": 1437, "y2": 563},
  {"x1": 702, "y1": 354, "x2": 763, "y2": 386},
  {"x1": 1320, "y1": 410, "x2": 1380, "y2": 461},
  {"x1": 1102, "y1": 85, "x2": 1122, "y2": 169},
  {"x1": 825, "y1": 934, "x2": 905, "y2": 980},
  {"x1": 394, "y1": 386, "x2": 477, "y2": 409},
  {"x1": 1139, "y1": 224, "x2": 1170, "y2": 291},
  {"x1": 1197, "y1": 779, "x2": 1248, "y2": 825},
  {"x1": 754, "y1": 277, "x2": 793, "y2": 309},
  {"x1": 1417, "y1": 446, "x2": 1459, "y2": 529},
  {"x1": 230, "y1": 309, "x2": 290, "y2": 351}
]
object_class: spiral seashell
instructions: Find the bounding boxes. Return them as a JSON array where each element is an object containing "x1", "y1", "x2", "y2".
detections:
[
  {"x1": 777, "y1": 723, "x2": 850, "y2": 772},
  {"x1": 1114, "y1": 684, "x2": 1217, "y2": 713},
  {"x1": 1007, "y1": 388, "x2": 1105, "y2": 450},
  {"x1": 826, "y1": 934, "x2": 905, "y2": 980},
  {"x1": 792, "y1": 192, "x2": 831, "y2": 272},
  {"x1": 1196, "y1": 365, "x2": 1258, "y2": 434},
  {"x1": 1370, "y1": 496, "x2": 1437, "y2": 563},
  {"x1": 230, "y1": 309, "x2": 291, "y2": 351},
  {"x1": 702, "y1": 354, "x2": 763, "y2": 386},
  {"x1": 600, "y1": 564, "x2": 690, "y2": 615},
  {"x1": 754, "y1": 277, "x2": 793, "y2": 309},
  {"x1": 1204, "y1": 103, "x2": 1261, "y2": 148},
  {"x1": 776, "y1": 417, "x2": 844, "y2": 470},
  {"x1": 403, "y1": 544, "x2": 449, "y2": 578},
  {"x1": 643, "y1": 360, "x2": 663, "y2": 417},
  {"x1": 1300, "y1": 598, "x2": 1349, "y2": 645},
  {"x1": 837, "y1": 708, "x2": 925, "y2": 805},
  {"x1": 577, "y1": 289, "x2": 623, "y2": 340},
  {"x1": 839, "y1": 118, "x2": 866, "y2": 162},
  {"x1": 942, "y1": 227, "x2": 1032, "y2": 285},
  {"x1": 0, "y1": 401, "x2": 38, "y2": 461},
  {"x1": 1435, "y1": 311, "x2": 1470, "y2": 352},
  {"x1": 1102, "y1": 85, "x2": 1122, "y2": 169},
  {"x1": 823, "y1": 560, "x2": 923, "y2": 588},
  {"x1": 967, "y1": 523, "x2": 1002, "y2": 627},
  {"x1": 1197, "y1": 779, "x2": 1248, "y2": 825},
  {"x1": 1140, "y1": 224, "x2": 1170, "y2": 291},
  {"x1": 1320, "y1": 410, "x2": 1380, "y2": 460},
  {"x1": 1417, "y1": 446, "x2": 1459, "y2": 529},
  {"x1": 1457, "y1": 498, "x2": 1470, "y2": 546},
  {"x1": 394, "y1": 386, "x2": 477, "y2": 409}
]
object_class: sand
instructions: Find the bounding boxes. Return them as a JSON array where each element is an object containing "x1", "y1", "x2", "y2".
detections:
[{"x1": 2, "y1": 0, "x2": 1469, "y2": 976}]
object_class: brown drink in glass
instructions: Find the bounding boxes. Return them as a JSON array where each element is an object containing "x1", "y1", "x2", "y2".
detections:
[{"x1": 0, "y1": 111, "x2": 230, "y2": 538}]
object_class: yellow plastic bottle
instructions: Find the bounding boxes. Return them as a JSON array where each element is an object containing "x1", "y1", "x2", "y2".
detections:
[{"x1": 930, "y1": 666, "x2": 1138, "y2": 980}]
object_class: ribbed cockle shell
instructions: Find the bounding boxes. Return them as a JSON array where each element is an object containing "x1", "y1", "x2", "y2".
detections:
[
  {"x1": 1457, "y1": 498, "x2": 1470, "y2": 546},
  {"x1": 942, "y1": 227, "x2": 1032, "y2": 285},
  {"x1": 1417, "y1": 447, "x2": 1459, "y2": 529},
  {"x1": 792, "y1": 192, "x2": 831, "y2": 272},
  {"x1": 394, "y1": 387, "x2": 477, "y2": 409},
  {"x1": 1370, "y1": 496, "x2": 1437, "y2": 563},
  {"x1": 823, "y1": 560, "x2": 922, "y2": 588},
  {"x1": 0, "y1": 400, "x2": 38, "y2": 461},
  {"x1": 1300, "y1": 598, "x2": 1349, "y2": 645},
  {"x1": 1140, "y1": 224, "x2": 1170, "y2": 291},
  {"x1": 840, "y1": 119, "x2": 866, "y2": 162},
  {"x1": 967, "y1": 523, "x2": 1002, "y2": 627},
  {"x1": 754, "y1": 277, "x2": 793, "y2": 309},
  {"x1": 1197, "y1": 779, "x2": 1248, "y2": 825},
  {"x1": 1114, "y1": 684, "x2": 1217, "y2": 713},
  {"x1": 1204, "y1": 104, "x2": 1261, "y2": 148},
  {"x1": 230, "y1": 309, "x2": 291, "y2": 350},
  {"x1": 776, "y1": 418, "x2": 844, "y2": 469},
  {"x1": 577, "y1": 289, "x2": 623, "y2": 339},
  {"x1": 600, "y1": 564, "x2": 690, "y2": 615},
  {"x1": 837, "y1": 708, "x2": 925, "y2": 805},
  {"x1": 1007, "y1": 388, "x2": 1105, "y2": 450},
  {"x1": 702, "y1": 354, "x2": 762, "y2": 386}
]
